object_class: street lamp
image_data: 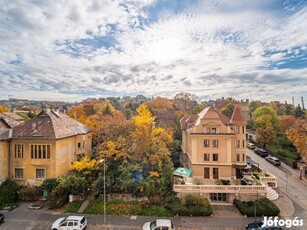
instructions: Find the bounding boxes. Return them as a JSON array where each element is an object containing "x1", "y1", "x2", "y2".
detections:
[{"x1": 99, "y1": 158, "x2": 106, "y2": 224}]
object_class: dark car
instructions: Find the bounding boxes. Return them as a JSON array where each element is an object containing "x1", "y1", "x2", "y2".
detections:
[
  {"x1": 241, "y1": 178, "x2": 252, "y2": 185},
  {"x1": 265, "y1": 156, "x2": 281, "y2": 166},
  {"x1": 246, "y1": 220, "x2": 282, "y2": 230},
  {"x1": 254, "y1": 148, "x2": 268, "y2": 157},
  {"x1": 0, "y1": 213, "x2": 4, "y2": 224}
]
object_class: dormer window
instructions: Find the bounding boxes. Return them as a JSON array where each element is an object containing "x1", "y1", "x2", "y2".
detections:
[{"x1": 206, "y1": 127, "x2": 217, "y2": 134}]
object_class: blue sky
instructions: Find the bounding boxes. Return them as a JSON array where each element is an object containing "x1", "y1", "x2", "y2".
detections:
[{"x1": 0, "y1": 0, "x2": 306, "y2": 103}]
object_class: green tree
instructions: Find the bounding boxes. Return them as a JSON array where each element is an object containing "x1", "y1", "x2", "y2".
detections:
[
  {"x1": 294, "y1": 104, "x2": 304, "y2": 118},
  {"x1": 252, "y1": 106, "x2": 278, "y2": 130},
  {"x1": 249, "y1": 101, "x2": 261, "y2": 114},
  {"x1": 220, "y1": 102, "x2": 235, "y2": 118}
]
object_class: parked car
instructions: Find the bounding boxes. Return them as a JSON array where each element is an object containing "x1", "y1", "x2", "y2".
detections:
[
  {"x1": 143, "y1": 219, "x2": 175, "y2": 230},
  {"x1": 51, "y1": 216, "x2": 87, "y2": 230},
  {"x1": 265, "y1": 156, "x2": 281, "y2": 166},
  {"x1": 247, "y1": 143, "x2": 256, "y2": 149},
  {"x1": 254, "y1": 148, "x2": 268, "y2": 157},
  {"x1": 246, "y1": 220, "x2": 282, "y2": 229},
  {"x1": 241, "y1": 178, "x2": 252, "y2": 185},
  {"x1": 0, "y1": 213, "x2": 4, "y2": 224}
]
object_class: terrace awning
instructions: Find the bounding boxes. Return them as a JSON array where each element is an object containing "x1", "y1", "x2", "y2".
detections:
[{"x1": 173, "y1": 167, "x2": 193, "y2": 177}]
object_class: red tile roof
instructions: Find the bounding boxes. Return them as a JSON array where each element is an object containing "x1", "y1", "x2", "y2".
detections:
[
  {"x1": 229, "y1": 105, "x2": 246, "y2": 125},
  {"x1": 11, "y1": 110, "x2": 92, "y2": 140}
]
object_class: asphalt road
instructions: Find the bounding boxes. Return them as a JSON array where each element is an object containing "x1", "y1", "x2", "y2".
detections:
[
  {"x1": 246, "y1": 148, "x2": 307, "y2": 209},
  {"x1": 0, "y1": 202, "x2": 256, "y2": 230}
]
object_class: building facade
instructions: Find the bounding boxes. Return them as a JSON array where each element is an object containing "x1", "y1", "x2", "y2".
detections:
[
  {"x1": 0, "y1": 110, "x2": 92, "y2": 185},
  {"x1": 180, "y1": 106, "x2": 247, "y2": 180}
]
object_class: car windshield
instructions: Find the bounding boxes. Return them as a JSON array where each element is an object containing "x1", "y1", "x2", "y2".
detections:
[
  {"x1": 80, "y1": 217, "x2": 86, "y2": 224},
  {"x1": 150, "y1": 220, "x2": 157, "y2": 229},
  {"x1": 59, "y1": 217, "x2": 67, "y2": 224}
]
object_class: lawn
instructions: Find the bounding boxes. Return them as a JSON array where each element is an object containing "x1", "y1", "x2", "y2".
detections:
[{"x1": 83, "y1": 199, "x2": 173, "y2": 216}]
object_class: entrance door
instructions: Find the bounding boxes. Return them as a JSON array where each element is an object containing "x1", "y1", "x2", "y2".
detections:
[
  {"x1": 213, "y1": 168, "x2": 219, "y2": 179},
  {"x1": 204, "y1": 167, "x2": 210, "y2": 179}
]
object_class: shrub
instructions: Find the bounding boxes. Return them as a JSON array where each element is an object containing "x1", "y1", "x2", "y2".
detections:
[
  {"x1": 192, "y1": 178, "x2": 204, "y2": 185},
  {"x1": 253, "y1": 171, "x2": 260, "y2": 180},
  {"x1": 233, "y1": 198, "x2": 279, "y2": 217},
  {"x1": 171, "y1": 195, "x2": 212, "y2": 216},
  {"x1": 18, "y1": 187, "x2": 41, "y2": 201},
  {"x1": 41, "y1": 178, "x2": 58, "y2": 193},
  {"x1": 48, "y1": 185, "x2": 69, "y2": 209},
  {"x1": 215, "y1": 179, "x2": 222, "y2": 185},
  {"x1": 0, "y1": 179, "x2": 21, "y2": 207}
]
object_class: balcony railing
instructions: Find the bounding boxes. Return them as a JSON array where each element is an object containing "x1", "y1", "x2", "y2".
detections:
[{"x1": 173, "y1": 184, "x2": 266, "y2": 194}]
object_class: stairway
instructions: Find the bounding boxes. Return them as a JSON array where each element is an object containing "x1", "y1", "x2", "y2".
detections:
[{"x1": 266, "y1": 186, "x2": 279, "y2": 200}]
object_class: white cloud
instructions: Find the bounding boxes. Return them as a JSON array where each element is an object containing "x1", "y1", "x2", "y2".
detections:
[{"x1": 0, "y1": 0, "x2": 306, "y2": 103}]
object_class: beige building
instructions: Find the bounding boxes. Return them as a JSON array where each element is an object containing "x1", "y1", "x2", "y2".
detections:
[
  {"x1": 0, "y1": 110, "x2": 92, "y2": 185},
  {"x1": 180, "y1": 106, "x2": 247, "y2": 180}
]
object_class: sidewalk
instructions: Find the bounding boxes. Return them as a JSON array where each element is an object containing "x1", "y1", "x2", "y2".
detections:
[{"x1": 279, "y1": 162, "x2": 307, "y2": 187}]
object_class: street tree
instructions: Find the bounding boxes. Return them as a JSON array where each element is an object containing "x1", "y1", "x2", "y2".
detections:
[{"x1": 256, "y1": 126, "x2": 276, "y2": 149}]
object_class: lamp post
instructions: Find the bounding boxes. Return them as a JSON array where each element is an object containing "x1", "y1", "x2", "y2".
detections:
[{"x1": 99, "y1": 158, "x2": 106, "y2": 224}]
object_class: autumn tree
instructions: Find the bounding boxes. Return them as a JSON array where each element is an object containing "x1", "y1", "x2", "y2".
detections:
[
  {"x1": 284, "y1": 119, "x2": 307, "y2": 159},
  {"x1": 70, "y1": 156, "x2": 97, "y2": 176},
  {"x1": 132, "y1": 104, "x2": 173, "y2": 172},
  {"x1": 173, "y1": 92, "x2": 198, "y2": 110},
  {"x1": 0, "y1": 105, "x2": 9, "y2": 112},
  {"x1": 279, "y1": 115, "x2": 297, "y2": 134},
  {"x1": 256, "y1": 126, "x2": 276, "y2": 148},
  {"x1": 252, "y1": 106, "x2": 278, "y2": 130}
]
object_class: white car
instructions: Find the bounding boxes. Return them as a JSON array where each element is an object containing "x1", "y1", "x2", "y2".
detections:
[
  {"x1": 143, "y1": 219, "x2": 175, "y2": 230},
  {"x1": 51, "y1": 216, "x2": 87, "y2": 230}
]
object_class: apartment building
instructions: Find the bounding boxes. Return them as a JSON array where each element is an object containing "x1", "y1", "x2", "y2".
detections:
[{"x1": 180, "y1": 106, "x2": 247, "y2": 180}]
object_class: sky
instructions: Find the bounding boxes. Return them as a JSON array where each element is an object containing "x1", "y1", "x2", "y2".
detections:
[{"x1": 0, "y1": 0, "x2": 306, "y2": 104}]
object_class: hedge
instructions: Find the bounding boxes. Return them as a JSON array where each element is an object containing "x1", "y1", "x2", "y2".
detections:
[{"x1": 234, "y1": 198, "x2": 280, "y2": 217}]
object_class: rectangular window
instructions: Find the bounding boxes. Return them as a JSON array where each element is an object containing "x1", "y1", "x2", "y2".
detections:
[
  {"x1": 36, "y1": 169, "x2": 45, "y2": 179},
  {"x1": 243, "y1": 140, "x2": 245, "y2": 148},
  {"x1": 204, "y1": 139, "x2": 210, "y2": 147},
  {"x1": 243, "y1": 154, "x2": 245, "y2": 161},
  {"x1": 31, "y1": 144, "x2": 51, "y2": 159},
  {"x1": 212, "y1": 140, "x2": 219, "y2": 147},
  {"x1": 210, "y1": 193, "x2": 227, "y2": 202},
  {"x1": 242, "y1": 126, "x2": 245, "y2": 134},
  {"x1": 236, "y1": 140, "x2": 240, "y2": 148},
  {"x1": 211, "y1": 128, "x2": 217, "y2": 134},
  {"x1": 204, "y1": 153, "x2": 210, "y2": 161},
  {"x1": 236, "y1": 154, "x2": 240, "y2": 162},
  {"x1": 236, "y1": 126, "x2": 240, "y2": 134},
  {"x1": 15, "y1": 144, "x2": 24, "y2": 158},
  {"x1": 204, "y1": 167, "x2": 210, "y2": 179},
  {"x1": 206, "y1": 128, "x2": 211, "y2": 134},
  {"x1": 78, "y1": 142, "x2": 81, "y2": 149},
  {"x1": 213, "y1": 154, "x2": 219, "y2": 161},
  {"x1": 15, "y1": 168, "x2": 23, "y2": 178},
  {"x1": 213, "y1": 168, "x2": 219, "y2": 179}
]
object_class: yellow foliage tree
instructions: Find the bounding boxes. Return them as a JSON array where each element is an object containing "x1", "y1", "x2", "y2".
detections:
[
  {"x1": 132, "y1": 104, "x2": 173, "y2": 171},
  {"x1": 70, "y1": 156, "x2": 97, "y2": 175},
  {"x1": 0, "y1": 105, "x2": 10, "y2": 112}
]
